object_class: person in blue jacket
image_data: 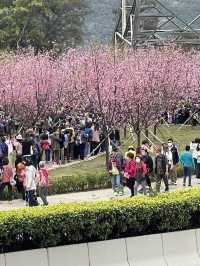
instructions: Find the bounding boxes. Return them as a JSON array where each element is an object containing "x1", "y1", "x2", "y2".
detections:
[{"x1": 180, "y1": 145, "x2": 194, "y2": 187}]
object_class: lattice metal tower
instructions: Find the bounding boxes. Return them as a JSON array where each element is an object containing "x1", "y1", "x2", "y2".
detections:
[{"x1": 115, "y1": 0, "x2": 200, "y2": 48}]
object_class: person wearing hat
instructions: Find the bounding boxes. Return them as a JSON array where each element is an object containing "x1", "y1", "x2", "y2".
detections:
[
  {"x1": 155, "y1": 147, "x2": 169, "y2": 193},
  {"x1": 125, "y1": 146, "x2": 136, "y2": 161}
]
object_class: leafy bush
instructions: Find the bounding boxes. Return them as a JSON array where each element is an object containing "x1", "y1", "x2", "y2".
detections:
[
  {"x1": 1, "y1": 173, "x2": 110, "y2": 200},
  {"x1": 48, "y1": 173, "x2": 111, "y2": 194},
  {"x1": 1, "y1": 187, "x2": 200, "y2": 253}
]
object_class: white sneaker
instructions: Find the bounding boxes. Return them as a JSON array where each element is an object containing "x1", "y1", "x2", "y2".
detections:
[
  {"x1": 119, "y1": 191, "x2": 123, "y2": 196},
  {"x1": 114, "y1": 192, "x2": 118, "y2": 196}
]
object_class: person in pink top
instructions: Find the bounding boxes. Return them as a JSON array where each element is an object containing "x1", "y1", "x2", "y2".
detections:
[
  {"x1": 37, "y1": 161, "x2": 49, "y2": 205},
  {"x1": 91, "y1": 123, "x2": 100, "y2": 155},
  {"x1": 0, "y1": 157, "x2": 14, "y2": 202}
]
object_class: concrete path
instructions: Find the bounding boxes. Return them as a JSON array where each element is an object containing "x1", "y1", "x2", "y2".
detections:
[{"x1": 0, "y1": 176, "x2": 199, "y2": 211}]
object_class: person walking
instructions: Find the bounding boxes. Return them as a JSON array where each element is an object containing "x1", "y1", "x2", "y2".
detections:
[
  {"x1": 195, "y1": 143, "x2": 200, "y2": 182},
  {"x1": 125, "y1": 146, "x2": 136, "y2": 161},
  {"x1": 24, "y1": 158, "x2": 38, "y2": 207},
  {"x1": 59, "y1": 129, "x2": 65, "y2": 164},
  {"x1": 37, "y1": 161, "x2": 49, "y2": 206},
  {"x1": 0, "y1": 136, "x2": 8, "y2": 170},
  {"x1": 190, "y1": 138, "x2": 199, "y2": 170},
  {"x1": 134, "y1": 156, "x2": 147, "y2": 196},
  {"x1": 167, "y1": 138, "x2": 179, "y2": 185},
  {"x1": 124, "y1": 152, "x2": 136, "y2": 197},
  {"x1": 91, "y1": 123, "x2": 100, "y2": 155},
  {"x1": 180, "y1": 145, "x2": 194, "y2": 187},
  {"x1": 41, "y1": 137, "x2": 50, "y2": 163},
  {"x1": 14, "y1": 135, "x2": 23, "y2": 162},
  {"x1": 15, "y1": 159, "x2": 26, "y2": 201},
  {"x1": 84, "y1": 123, "x2": 93, "y2": 157},
  {"x1": 141, "y1": 148, "x2": 154, "y2": 195},
  {"x1": 50, "y1": 130, "x2": 61, "y2": 164},
  {"x1": 108, "y1": 152, "x2": 122, "y2": 196},
  {"x1": 0, "y1": 158, "x2": 14, "y2": 203},
  {"x1": 155, "y1": 147, "x2": 169, "y2": 193}
]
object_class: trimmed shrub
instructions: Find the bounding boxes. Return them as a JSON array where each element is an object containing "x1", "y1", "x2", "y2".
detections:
[
  {"x1": 1, "y1": 173, "x2": 111, "y2": 200},
  {"x1": 48, "y1": 173, "x2": 111, "y2": 194},
  {"x1": 1, "y1": 187, "x2": 200, "y2": 253}
]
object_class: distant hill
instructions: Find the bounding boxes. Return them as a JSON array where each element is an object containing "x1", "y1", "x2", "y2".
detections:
[{"x1": 83, "y1": 0, "x2": 200, "y2": 44}]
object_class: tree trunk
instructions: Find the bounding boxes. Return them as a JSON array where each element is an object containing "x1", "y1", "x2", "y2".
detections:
[
  {"x1": 153, "y1": 124, "x2": 157, "y2": 135},
  {"x1": 105, "y1": 136, "x2": 110, "y2": 167},
  {"x1": 124, "y1": 126, "x2": 127, "y2": 139},
  {"x1": 103, "y1": 125, "x2": 110, "y2": 168},
  {"x1": 137, "y1": 131, "x2": 141, "y2": 146},
  {"x1": 145, "y1": 127, "x2": 148, "y2": 138}
]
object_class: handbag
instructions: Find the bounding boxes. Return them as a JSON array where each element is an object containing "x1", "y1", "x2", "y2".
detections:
[{"x1": 124, "y1": 172, "x2": 129, "y2": 179}]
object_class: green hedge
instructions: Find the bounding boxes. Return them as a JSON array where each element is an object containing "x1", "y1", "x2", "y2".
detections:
[
  {"x1": 48, "y1": 173, "x2": 111, "y2": 194},
  {"x1": 1, "y1": 187, "x2": 200, "y2": 253},
  {"x1": 2, "y1": 173, "x2": 111, "y2": 200}
]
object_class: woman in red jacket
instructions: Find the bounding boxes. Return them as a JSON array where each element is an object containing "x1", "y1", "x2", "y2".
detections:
[
  {"x1": 134, "y1": 156, "x2": 147, "y2": 196},
  {"x1": 124, "y1": 152, "x2": 136, "y2": 197}
]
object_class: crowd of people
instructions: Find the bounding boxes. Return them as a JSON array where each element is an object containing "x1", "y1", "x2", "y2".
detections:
[
  {"x1": 0, "y1": 113, "x2": 121, "y2": 207},
  {"x1": 164, "y1": 104, "x2": 200, "y2": 125},
  {"x1": 0, "y1": 109, "x2": 199, "y2": 206},
  {"x1": 108, "y1": 137, "x2": 200, "y2": 197},
  {"x1": 0, "y1": 135, "x2": 50, "y2": 207}
]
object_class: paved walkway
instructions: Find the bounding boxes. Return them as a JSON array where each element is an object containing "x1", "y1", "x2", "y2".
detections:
[{"x1": 0, "y1": 176, "x2": 199, "y2": 211}]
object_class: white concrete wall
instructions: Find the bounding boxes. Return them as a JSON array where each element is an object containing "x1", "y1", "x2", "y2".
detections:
[{"x1": 2, "y1": 229, "x2": 200, "y2": 266}]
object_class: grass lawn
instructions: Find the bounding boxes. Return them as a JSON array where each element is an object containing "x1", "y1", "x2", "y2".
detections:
[
  {"x1": 49, "y1": 155, "x2": 106, "y2": 180},
  {"x1": 49, "y1": 125, "x2": 200, "y2": 180}
]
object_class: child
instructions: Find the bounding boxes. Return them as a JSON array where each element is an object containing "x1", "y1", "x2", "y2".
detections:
[
  {"x1": 134, "y1": 156, "x2": 147, "y2": 196},
  {"x1": 15, "y1": 158, "x2": 26, "y2": 201},
  {"x1": 37, "y1": 161, "x2": 49, "y2": 205},
  {"x1": 108, "y1": 152, "x2": 122, "y2": 196},
  {"x1": 0, "y1": 157, "x2": 14, "y2": 203}
]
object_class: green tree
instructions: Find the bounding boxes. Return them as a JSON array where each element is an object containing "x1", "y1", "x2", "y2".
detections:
[{"x1": 0, "y1": 0, "x2": 88, "y2": 53}]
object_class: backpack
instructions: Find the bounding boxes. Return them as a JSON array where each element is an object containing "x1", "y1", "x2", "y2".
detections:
[
  {"x1": 156, "y1": 155, "x2": 166, "y2": 175},
  {"x1": 0, "y1": 143, "x2": 8, "y2": 157},
  {"x1": 84, "y1": 128, "x2": 92, "y2": 142},
  {"x1": 32, "y1": 143, "x2": 40, "y2": 156},
  {"x1": 135, "y1": 164, "x2": 144, "y2": 181},
  {"x1": 38, "y1": 170, "x2": 46, "y2": 187}
]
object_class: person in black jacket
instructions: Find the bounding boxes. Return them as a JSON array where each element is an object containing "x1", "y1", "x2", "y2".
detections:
[
  {"x1": 155, "y1": 147, "x2": 169, "y2": 193},
  {"x1": 141, "y1": 148, "x2": 154, "y2": 195},
  {"x1": 167, "y1": 138, "x2": 179, "y2": 185}
]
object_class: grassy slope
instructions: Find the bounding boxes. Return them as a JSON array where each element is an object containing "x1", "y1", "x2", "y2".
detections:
[{"x1": 49, "y1": 125, "x2": 200, "y2": 180}]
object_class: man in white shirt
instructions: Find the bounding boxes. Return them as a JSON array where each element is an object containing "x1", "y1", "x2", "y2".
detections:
[
  {"x1": 190, "y1": 139, "x2": 199, "y2": 169},
  {"x1": 24, "y1": 157, "x2": 38, "y2": 207}
]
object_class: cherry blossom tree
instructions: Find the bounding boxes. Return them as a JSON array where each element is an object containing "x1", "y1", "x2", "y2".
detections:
[{"x1": 0, "y1": 46, "x2": 199, "y2": 145}]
